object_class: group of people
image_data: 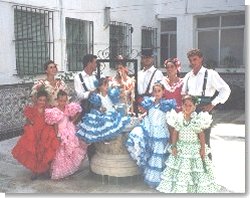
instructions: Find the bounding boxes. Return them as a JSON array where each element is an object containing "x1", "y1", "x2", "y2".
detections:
[{"x1": 11, "y1": 48, "x2": 231, "y2": 193}]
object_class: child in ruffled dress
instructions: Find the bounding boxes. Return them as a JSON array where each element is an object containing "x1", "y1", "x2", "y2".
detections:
[
  {"x1": 76, "y1": 77, "x2": 130, "y2": 144},
  {"x1": 45, "y1": 90, "x2": 88, "y2": 180},
  {"x1": 126, "y1": 81, "x2": 176, "y2": 188},
  {"x1": 156, "y1": 95, "x2": 220, "y2": 193},
  {"x1": 12, "y1": 89, "x2": 60, "y2": 180}
]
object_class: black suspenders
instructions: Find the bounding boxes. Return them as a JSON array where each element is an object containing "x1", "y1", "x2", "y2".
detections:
[
  {"x1": 186, "y1": 69, "x2": 208, "y2": 96},
  {"x1": 144, "y1": 69, "x2": 158, "y2": 95},
  {"x1": 202, "y1": 70, "x2": 208, "y2": 96},
  {"x1": 79, "y1": 73, "x2": 89, "y2": 92}
]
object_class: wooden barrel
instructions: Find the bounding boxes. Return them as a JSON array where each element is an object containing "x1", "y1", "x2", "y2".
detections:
[{"x1": 90, "y1": 117, "x2": 141, "y2": 177}]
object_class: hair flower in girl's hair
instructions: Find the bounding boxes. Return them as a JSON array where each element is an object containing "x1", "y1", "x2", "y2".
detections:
[
  {"x1": 172, "y1": 58, "x2": 181, "y2": 72},
  {"x1": 88, "y1": 92, "x2": 102, "y2": 108}
]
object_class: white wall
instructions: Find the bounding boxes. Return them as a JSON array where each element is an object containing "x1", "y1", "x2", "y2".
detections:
[
  {"x1": 0, "y1": 0, "x2": 159, "y2": 84},
  {"x1": 156, "y1": 0, "x2": 245, "y2": 72},
  {"x1": 0, "y1": 0, "x2": 245, "y2": 84}
]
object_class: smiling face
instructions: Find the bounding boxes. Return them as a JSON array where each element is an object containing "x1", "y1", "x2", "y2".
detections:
[
  {"x1": 57, "y1": 95, "x2": 68, "y2": 109},
  {"x1": 153, "y1": 84, "x2": 164, "y2": 100},
  {"x1": 166, "y1": 61, "x2": 178, "y2": 77},
  {"x1": 45, "y1": 63, "x2": 58, "y2": 76},
  {"x1": 182, "y1": 98, "x2": 196, "y2": 116},
  {"x1": 36, "y1": 96, "x2": 47, "y2": 109},
  {"x1": 141, "y1": 56, "x2": 154, "y2": 69},
  {"x1": 188, "y1": 55, "x2": 203, "y2": 74}
]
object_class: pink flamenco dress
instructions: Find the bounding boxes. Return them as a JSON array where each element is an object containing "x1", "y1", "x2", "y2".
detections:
[
  {"x1": 45, "y1": 103, "x2": 88, "y2": 180},
  {"x1": 12, "y1": 105, "x2": 60, "y2": 174}
]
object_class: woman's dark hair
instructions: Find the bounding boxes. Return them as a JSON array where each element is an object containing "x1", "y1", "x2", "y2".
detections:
[
  {"x1": 83, "y1": 54, "x2": 97, "y2": 68},
  {"x1": 44, "y1": 60, "x2": 56, "y2": 70},
  {"x1": 116, "y1": 55, "x2": 126, "y2": 66},
  {"x1": 36, "y1": 89, "x2": 48, "y2": 99},
  {"x1": 57, "y1": 89, "x2": 68, "y2": 99},
  {"x1": 164, "y1": 57, "x2": 181, "y2": 77}
]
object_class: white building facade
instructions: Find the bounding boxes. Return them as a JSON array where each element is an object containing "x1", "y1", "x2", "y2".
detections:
[{"x1": 0, "y1": 0, "x2": 245, "y2": 84}]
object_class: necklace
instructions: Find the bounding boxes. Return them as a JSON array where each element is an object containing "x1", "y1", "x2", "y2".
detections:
[
  {"x1": 183, "y1": 119, "x2": 191, "y2": 126},
  {"x1": 183, "y1": 114, "x2": 191, "y2": 126}
]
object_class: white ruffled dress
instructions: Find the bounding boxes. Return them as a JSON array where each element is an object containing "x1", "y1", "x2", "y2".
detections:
[{"x1": 156, "y1": 110, "x2": 220, "y2": 193}]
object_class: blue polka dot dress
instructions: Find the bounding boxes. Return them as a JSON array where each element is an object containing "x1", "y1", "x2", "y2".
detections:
[
  {"x1": 126, "y1": 97, "x2": 176, "y2": 187},
  {"x1": 76, "y1": 89, "x2": 130, "y2": 144}
]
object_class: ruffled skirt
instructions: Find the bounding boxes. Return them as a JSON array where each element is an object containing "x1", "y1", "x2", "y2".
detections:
[
  {"x1": 12, "y1": 124, "x2": 60, "y2": 174},
  {"x1": 76, "y1": 109, "x2": 130, "y2": 144},
  {"x1": 156, "y1": 140, "x2": 220, "y2": 193},
  {"x1": 51, "y1": 126, "x2": 88, "y2": 180},
  {"x1": 126, "y1": 118, "x2": 169, "y2": 187}
]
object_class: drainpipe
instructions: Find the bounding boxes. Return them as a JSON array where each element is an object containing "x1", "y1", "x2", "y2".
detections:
[
  {"x1": 59, "y1": 0, "x2": 64, "y2": 71},
  {"x1": 185, "y1": 0, "x2": 188, "y2": 14}
]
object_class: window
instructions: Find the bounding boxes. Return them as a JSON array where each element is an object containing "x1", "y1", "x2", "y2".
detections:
[
  {"x1": 14, "y1": 6, "x2": 54, "y2": 75},
  {"x1": 160, "y1": 19, "x2": 177, "y2": 66},
  {"x1": 196, "y1": 12, "x2": 245, "y2": 68},
  {"x1": 141, "y1": 26, "x2": 157, "y2": 66},
  {"x1": 109, "y1": 21, "x2": 132, "y2": 68},
  {"x1": 66, "y1": 18, "x2": 93, "y2": 71}
]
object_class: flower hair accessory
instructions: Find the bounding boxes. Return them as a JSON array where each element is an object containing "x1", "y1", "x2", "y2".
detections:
[
  {"x1": 164, "y1": 57, "x2": 181, "y2": 72},
  {"x1": 152, "y1": 80, "x2": 165, "y2": 91},
  {"x1": 154, "y1": 80, "x2": 164, "y2": 86}
]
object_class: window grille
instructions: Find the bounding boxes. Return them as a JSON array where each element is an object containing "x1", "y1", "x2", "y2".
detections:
[
  {"x1": 14, "y1": 5, "x2": 54, "y2": 75},
  {"x1": 66, "y1": 18, "x2": 93, "y2": 71},
  {"x1": 141, "y1": 26, "x2": 157, "y2": 66},
  {"x1": 109, "y1": 21, "x2": 132, "y2": 68}
]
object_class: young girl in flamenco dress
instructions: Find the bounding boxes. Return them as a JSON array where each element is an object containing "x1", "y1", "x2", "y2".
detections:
[
  {"x1": 45, "y1": 90, "x2": 88, "y2": 180},
  {"x1": 156, "y1": 95, "x2": 220, "y2": 193},
  {"x1": 126, "y1": 81, "x2": 176, "y2": 188},
  {"x1": 12, "y1": 88, "x2": 60, "y2": 180},
  {"x1": 76, "y1": 77, "x2": 130, "y2": 144}
]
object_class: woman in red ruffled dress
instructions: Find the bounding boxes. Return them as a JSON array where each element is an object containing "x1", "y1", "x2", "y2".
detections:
[
  {"x1": 12, "y1": 89, "x2": 60, "y2": 180},
  {"x1": 162, "y1": 57, "x2": 183, "y2": 113},
  {"x1": 162, "y1": 58, "x2": 183, "y2": 143}
]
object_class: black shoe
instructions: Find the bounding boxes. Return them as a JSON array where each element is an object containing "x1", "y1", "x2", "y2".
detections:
[{"x1": 31, "y1": 174, "x2": 38, "y2": 181}]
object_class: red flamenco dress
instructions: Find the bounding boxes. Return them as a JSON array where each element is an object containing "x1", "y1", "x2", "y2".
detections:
[{"x1": 12, "y1": 105, "x2": 60, "y2": 174}]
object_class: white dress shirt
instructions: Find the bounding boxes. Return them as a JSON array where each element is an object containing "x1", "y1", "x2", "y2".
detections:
[
  {"x1": 137, "y1": 66, "x2": 164, "y2": 95},
  {"x1": 74, "y1": 70, "x2": 97, "y2": 101},
  {"x1": 181, "y1": 66, "x2": 231, "y2": 106}
]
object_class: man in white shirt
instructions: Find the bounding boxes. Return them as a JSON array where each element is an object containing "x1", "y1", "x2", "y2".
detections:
[
  {"x1": 74, "y1": 54, "x2": 98, "y2": 166},
  {"x1": 182, "y1": 48, "x2": 231, "y2": 159},
  {"x1": 137, "y1": 49, "x2": 164, "y2": 96},
  {"x1": 136, "y1": 49, "x2": 163, "y2": 113},
  {"x1": 74, "y1": 54, "x2": 98, "y2": 102}
]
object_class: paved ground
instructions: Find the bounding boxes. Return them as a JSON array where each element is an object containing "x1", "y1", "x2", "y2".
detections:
[{"x1": 0, "y1": 109, "x2": 245, "y2": 194}]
